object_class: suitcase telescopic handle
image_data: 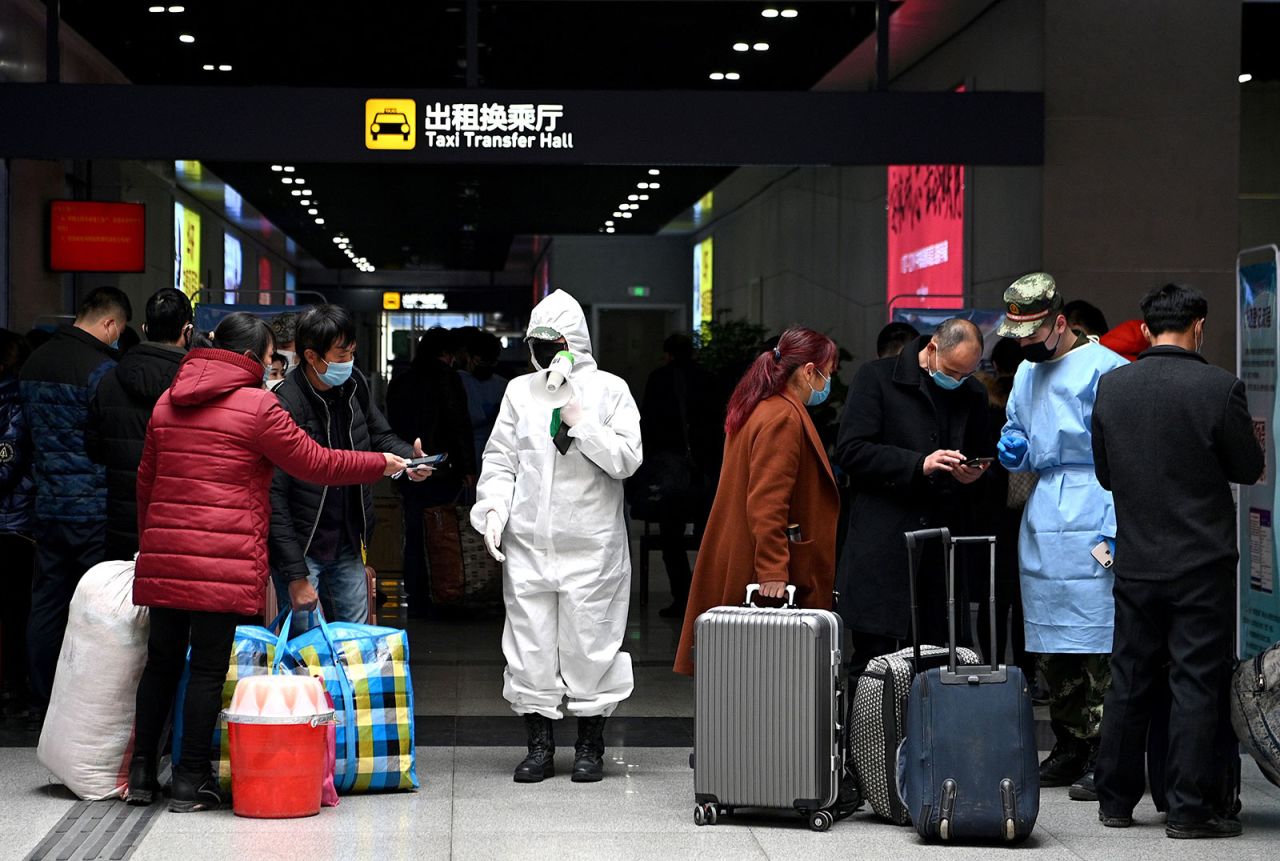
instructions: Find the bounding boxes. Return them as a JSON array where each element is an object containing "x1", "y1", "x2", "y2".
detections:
[
  {"x1": 904, "y1": 528, "x2": 951, "y2": 672},
  {"x1": 904, "y1": 530, "x2": 1001, "y2": 676},
  {"x1": 744, "y1": 583, "x2": 798, "y2": 608}
]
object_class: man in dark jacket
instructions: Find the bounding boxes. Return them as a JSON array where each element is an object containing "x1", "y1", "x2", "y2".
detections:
[
  {"x1": 270, "y1": 305, "x2": 426, "y2": 633},
  {"x1": 0, "y1": 329, "x2": 35, "y2": 717},
  {"x1": 19, "y1": 286, "x2": 132, "y2": 721},
  {"x1": 636, "y1": 333, "x2": 725, "y2": 617},
  {"x1": 1092, "y1": 283, "x2": 1263, "y2": 839},
  {"x1": 86, "y1": 288, "x2": 193, "y2": 561},
  {"x1": 834, "y1": 319, "x2": 991, "y2": 672},
  {"x1": 386, "y1": 327, "x2": 476, "y2": 615}
]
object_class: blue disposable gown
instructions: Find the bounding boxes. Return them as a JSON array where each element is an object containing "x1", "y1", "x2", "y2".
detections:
[{"x1": 1002, "y1": 340, "x2": 1128, "y2": 654}]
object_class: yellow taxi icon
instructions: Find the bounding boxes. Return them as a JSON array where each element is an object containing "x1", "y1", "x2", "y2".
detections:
[{"x1": 365, "y1": 99, "x2": 416, "y2": 150}]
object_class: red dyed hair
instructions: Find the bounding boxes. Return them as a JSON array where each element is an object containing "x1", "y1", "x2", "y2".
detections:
[{"x1": 724, "y1": 327, "x2": 838, "y2": 435}]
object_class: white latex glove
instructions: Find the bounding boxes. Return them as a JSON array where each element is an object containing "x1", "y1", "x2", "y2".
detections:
[
  {"x1": 560, "y1": 398, "x2": 583, "y2": 428},
  {"x1": 484, "y1": 511, "x2": 506, "y2": 563}
]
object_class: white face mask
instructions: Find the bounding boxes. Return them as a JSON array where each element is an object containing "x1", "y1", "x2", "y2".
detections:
[{"x1": 278, "y1": 349, "x2": 298, "y2": 368}]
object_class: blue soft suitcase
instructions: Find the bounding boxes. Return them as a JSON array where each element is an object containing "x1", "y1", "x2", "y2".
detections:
[{"x1": 895, "y1": 529, "x2": 1040, "y2": 843}]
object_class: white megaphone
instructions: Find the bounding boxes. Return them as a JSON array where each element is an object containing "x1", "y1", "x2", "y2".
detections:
[{"x1": 529, "y1": 351, "x2": 576, "y2": 409}]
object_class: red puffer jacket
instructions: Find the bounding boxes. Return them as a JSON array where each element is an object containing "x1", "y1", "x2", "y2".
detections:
[{"x1": 134, "y1": 348, "x2": 387, "y2": 615}]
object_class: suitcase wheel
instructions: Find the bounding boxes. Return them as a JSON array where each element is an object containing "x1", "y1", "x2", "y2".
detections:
[
  {"x1": 1005, "y1": 818, "x2": 1016, "y2": 841},
  {"x1": 694, "y1": 803, "x2": 718, "y2": 826},
  {"x1": 808, "y1": 810, "x2": 833, "y2": 832},
  {"x1": 939, "y1": 818, "x2": 950, "y2": 841}
]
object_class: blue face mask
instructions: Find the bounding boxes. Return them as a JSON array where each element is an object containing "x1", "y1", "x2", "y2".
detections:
[
  {"x1": 807, "y1": 369, "x2": 831, "y2": 407},
  {"x1": 262, "y1": 366, "x2": 271, "y2": 387},
  {"x1": 928, "y1": 351, "x2": 968, "y2": 391},
  {"x1": 110, "y1": 339, "x2": 120, "y2": 351},
  {"x1": 318, "y1": 358, "x2": 354, "y2": 387}
]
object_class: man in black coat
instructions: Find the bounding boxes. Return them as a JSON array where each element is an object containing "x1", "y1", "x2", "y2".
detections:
[
  {"x1": 269, "y1": 305, "x2": 426, "y2": 633},
  {"x1": 1092, "y1": 283, "x2": 1263, "y2": 839},
  {"x1": 386, "y1": 327, "x2": 477, "y2": 615},
  {"x1": 835, "y1": 320, "x2": 991, "y2": 671},
  {"x1": 87, "y1": 288, "x2": 192, "y2": 561}
]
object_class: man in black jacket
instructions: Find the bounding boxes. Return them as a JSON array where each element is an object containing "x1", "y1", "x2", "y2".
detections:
[
  {"x1": 20, "y1": 286, "x2": 131, "y2": 724},
  {"x1": 1092, "y1": 284, "x2": 1263, "y2": 839},
  {"x1": 269, "y1": 305, "x2": 428, "y2": 633},
  {"x1": 386, "y1": 327, "x2": 477, "y2": 616},
  {"x1": 87, "y1": 288, "x2": 192, "y2": 561},
  {"x1": 835, "y1": 320, "x2": 991, "y2": 672}
]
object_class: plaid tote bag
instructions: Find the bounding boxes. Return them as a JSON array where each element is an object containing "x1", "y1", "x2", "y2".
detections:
[{"x1": 287, "y1": 613, "x2": 418, "y2": 793}]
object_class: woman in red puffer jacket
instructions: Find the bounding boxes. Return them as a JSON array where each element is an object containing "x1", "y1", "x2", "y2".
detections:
[{"x1": 127, "y1": 312, "x2": 408, "y2": 813}]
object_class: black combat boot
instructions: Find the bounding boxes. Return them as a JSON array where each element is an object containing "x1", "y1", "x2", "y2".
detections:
[
  {"x1": 1068, "y1": 741, "x2": 1100, "y2": 801},
  {"x1": 125, "y1": 755, "x2": 159, "y2": 806},
  {"x1": 514, "y1": 713, "x2": 556, "y2": 783},
  {"x1": 572, "y1": 716, "x2": 606, "y2": 783},
  {"x1": 1039, "y1": 728, "x2": 1089, "y2": 788}
]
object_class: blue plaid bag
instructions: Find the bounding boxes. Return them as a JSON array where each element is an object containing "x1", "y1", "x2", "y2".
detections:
[{"x1": 286, "y1": 612, "x2": 417, "y2": 793}]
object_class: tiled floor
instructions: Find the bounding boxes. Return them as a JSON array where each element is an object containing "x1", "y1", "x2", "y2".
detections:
[{"x1": 8, "y1": 538, "x2": 1280, "y2": 858}]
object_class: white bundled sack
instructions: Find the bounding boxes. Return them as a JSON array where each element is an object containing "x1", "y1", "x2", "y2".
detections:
[{"x1": 37, "y1": 558, "x2": 149, "y2": 800}]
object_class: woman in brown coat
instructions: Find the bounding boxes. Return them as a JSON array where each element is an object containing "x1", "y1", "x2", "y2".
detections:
[{"x1": 674, "y1": 327, "x2": 840, "y2": 676}]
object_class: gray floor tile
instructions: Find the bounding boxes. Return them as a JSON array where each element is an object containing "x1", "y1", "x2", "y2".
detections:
[{"x1": 451, "y1": 831, "x2": 768, "y2": 861}]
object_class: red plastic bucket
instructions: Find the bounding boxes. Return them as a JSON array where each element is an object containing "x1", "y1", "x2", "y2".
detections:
[{"x1": 224, "y1": 710, "x2": 334, "y2": 819}]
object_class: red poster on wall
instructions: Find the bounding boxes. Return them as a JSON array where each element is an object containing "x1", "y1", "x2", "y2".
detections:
[
  {"x1": 50, "y1": 201, "x2": 146, "y2": 272},
  {"x1": 258, "y1": 257, "x2": 273, "y2": 305},
  {"x1": 886, "y1": 164, "x2": 965, "y2": 315}
]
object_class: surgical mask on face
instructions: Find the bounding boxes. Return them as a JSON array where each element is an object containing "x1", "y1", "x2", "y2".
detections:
[
  {"x1": 278, "y1": 349, "x2": 298, "y2": 368},
  {"x1": 529, "y1": 340, "x2": 565, "y2": 370},
  {"x1": 807, "y1": 369, "x2": 832, "y2": 407},
  {"x1": 1020, "y1": 324, "x2": 1063, "y2": 364},
  {"x1": 262, "y1": 366, "x2": 271, "y2": 387},
  {"x1": 317, "y1": 358, "x2": 354, "y2": 387},
  {"x1": 928, "y1": 350, "x2": 968, "y2": 391},
  {"x1": 1195, "y1": 323, "x2": 1204, "y2": 354},
  {"x1": 110, "y1": 339, "x2": 120, "y2": 351}
]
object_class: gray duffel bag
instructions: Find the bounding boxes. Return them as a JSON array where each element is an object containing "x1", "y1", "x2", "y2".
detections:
[{"x1": 1231, "y1": 642, "x2": 1280, "y2": 788}]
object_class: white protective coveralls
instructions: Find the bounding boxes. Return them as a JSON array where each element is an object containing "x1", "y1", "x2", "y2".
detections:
[
  {"x1": 471, "y1": 290, "x2": 643, "y2": 719},
  {"x1": 1001, "y1": 339, "x2": 1127, "y2": 654}
]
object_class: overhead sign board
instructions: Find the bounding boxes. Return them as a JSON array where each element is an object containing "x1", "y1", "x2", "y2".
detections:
[{"x1": 0, "y1": 85, "x2": 1044, "y2": 167}]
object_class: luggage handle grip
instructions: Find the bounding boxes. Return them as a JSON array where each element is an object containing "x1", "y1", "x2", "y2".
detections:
[
  {"x1": 744, "y1": 583, "x2": 798, "y2": 608},
  {"x1": 904, "y1": 530, "x2": 1001, "y2": 675}
]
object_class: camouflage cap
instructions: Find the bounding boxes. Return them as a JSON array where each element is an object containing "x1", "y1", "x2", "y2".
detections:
[
  {"x1": 997, "y1": 272, "x2": 1064, "y2": 338},
  {"x1": 525, "y1": 325, "x2": 563, "y2": 341}
]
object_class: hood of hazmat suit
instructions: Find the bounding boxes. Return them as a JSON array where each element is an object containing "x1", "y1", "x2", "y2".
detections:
[{"x1": 471, "y1": 289, "x2": 643, "y2": 719}]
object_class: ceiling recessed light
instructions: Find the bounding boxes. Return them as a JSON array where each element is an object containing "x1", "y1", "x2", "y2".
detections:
[
  {"x1": 619, "y1": 204, "x2": 631, "y2": 210},
  {"x1": 281, "y1": 177, "x2": 293, "y2": 184},
  {"x1": 307, "y1": 208, "x2": 318, "y2": 215},
  {"x1": 1240, "y1": 73, "x2": 1254, "y2": 83},
  {"x1": 202, "y1": 64, "x2": 214, "y2": 71},
  {"x1": 291, "y1": 190, "x2": 302, "y2": 196},
  {"x1": 648, "y1": 169, "x2": 661, "y2": 176},
  {"x1": 283, "y1": 166, "x2": 295, "y2": 172},
  {"x1": 726, "y1": 72, "x2": 741, "y2": 81},
  {"x1": 148, "y1": 6, "x2": 164, "y2": 12},
  {"x1": 271, "y1": 164, "x2": 283, "y2": 171},
  {"x1": 606, "y1": 227, "x2": 615, "y2": 233},
  {"x1": 605, "y1": 220, "x2": 614, "y2": 226},
  {"x1": 637, "y1": 182, "x2": 649, "y2": 189},
  {"x1": 780, "y1": 8, "x2": 798, "y2": 18},
  {"x1": 649, "y1": 182, "x2": 661, "y2": 189},
  {"x1": 332, "y1": 237, "x2": 342, "y2": 244},
  {"x1": 315, "y1": 217, "x2": 325, "y2": 224},
  {"x1": 621, "y1": 212, "x2": 633, "y2": 219},
  {"x1": 218, "y1": 64, "x2": 232, "y2": 72},
  {"x1": 168, "y1": 5, "x2": 185, "y2": 12},
  {"x1": 301, "y1": 189, "x2": 312, "y2": 196},
  {"x1": 178, "y1": 34, "x2": 195, "y2": 43},
  {"x1": 299, "y1": 198, "x2": 311, "y2": 205},
  {"x1": 733, "y1": 42, "x2": 749, "y2": 52},
  {"x1": 639, "y1": 194, "x2": 649, "y2": 201},
  {"x1": 753, "y1": 42, "x2": 769, "y2": 51},
  {"x1": 628, "y1": 194, "x2": 638, "y2": 201},
  {"x1": 709, "y1": 72, "x2": 725, "y2": 81},
  {"x1": 612, "y1": 211, "x2": 622, "y2": 217},
  {"x1": 762, "y1": 8, "x2": 779, "y2": 18}
]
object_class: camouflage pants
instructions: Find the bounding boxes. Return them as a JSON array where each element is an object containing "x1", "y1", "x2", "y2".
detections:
[{"x1": 1039, "y1": 653, "x2": 1111, "y2": 742}]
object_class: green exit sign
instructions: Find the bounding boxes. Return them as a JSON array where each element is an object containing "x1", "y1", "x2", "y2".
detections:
[{"x1": 628, "y1": 285, "x2": 651, "y2": 298}]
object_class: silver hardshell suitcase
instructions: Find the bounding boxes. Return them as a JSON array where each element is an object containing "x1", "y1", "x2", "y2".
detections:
[{"x1": 693, "y1": 585, "x2": 844, "y2": 832}]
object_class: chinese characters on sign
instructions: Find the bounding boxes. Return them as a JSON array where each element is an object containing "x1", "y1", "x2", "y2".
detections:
[
  {"x1": 421, "y1": 103, "x2": 573, "y2": 150},
  {"x1": 401, "y1": 293, "x2": 449, "y2": 310}
]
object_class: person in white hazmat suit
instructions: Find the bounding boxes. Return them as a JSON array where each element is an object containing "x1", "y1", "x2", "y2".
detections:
[
  {"x1": 996, "y1": 272, "x2": 1127, "y2": 802},
  {"x1": 471, "y1": 290, "x2": 642, "y2": 783}
]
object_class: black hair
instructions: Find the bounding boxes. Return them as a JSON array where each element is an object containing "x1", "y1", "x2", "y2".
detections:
[
  {"x1": 1140, "y1": 283, "x2": 1208, "y2": 336},
  {"x1": 270, "y1": 311, "x2": 299, "y2": 347},
  {"x1": 876, "y1": 322, "x2": 920, "y2": 358},
  {"x1": 117, "y1": 326, "x2": 141, "y2": 353},
  {"x1": 144, "y1": 288, "x2": 194, "y2": 343},
  {"x1": 934, "y1": 318, "x2": 983, "y2": 352},
  {"x1": 663, "y1": 332, "x2": 695, "y2": 362},
  {"x1": 191, "y1": 312, "x2": 273, "y2": 362},
  {"x1": 0, "y1": 328, "x2": 32, "y2": 373},
  {"x1": 296, "y1": 304, "x2": 356, "y2": 360},
  {"x1": 1063, "y1": 300, "x2": 1110, "y2": 336},
  {"x1": 417, "y1": 327, "x2": 457, "y2": 362},
  {"x1": 77, "y1": 286, "x2": 133, "y2": 324},
  {"x1": 467, "y1": 329, "x2": 502, "y2": 364},
  {"x1": 990, "y1": 336, "x2": 1024, "y2": 377},
  {"x1": 270, "y1": 352, "x2": 286, "y2": 366}
]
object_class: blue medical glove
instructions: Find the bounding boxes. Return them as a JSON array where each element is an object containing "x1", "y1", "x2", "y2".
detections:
[{"x1": 997, "y1": 434, "x2": 1028, "y2": 468}]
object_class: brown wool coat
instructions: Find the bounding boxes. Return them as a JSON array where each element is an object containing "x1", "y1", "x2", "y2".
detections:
[{"x1": 673, "y1": 390, "x2": 839, "y2": 676}]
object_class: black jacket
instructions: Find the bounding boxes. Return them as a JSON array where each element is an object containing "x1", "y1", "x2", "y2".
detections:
[
  {"x1": 640, "y1": 360, "x2": 726, "y2": 474},
  {"x1": 386, "y1": 356, "x2": 476, "y2": 505},
  {"x1": 1092, "y1": 346, "x2": 1264, "y2": 580},
  {"x1": 268, "y1": 366, "x2": 414, "y2": 583},
  {"x1": 86, "y1": 343, "x2": 185, "y2": 559},
  {"x1": 18, "y1": 325, "x2": 118, "y2": 524},
  {"x1": 833, "y1": 336, "x2": 990, "y2": 638},
  {"x1": 0, "y1": 375, "x2": 35, "y2": 535}
]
